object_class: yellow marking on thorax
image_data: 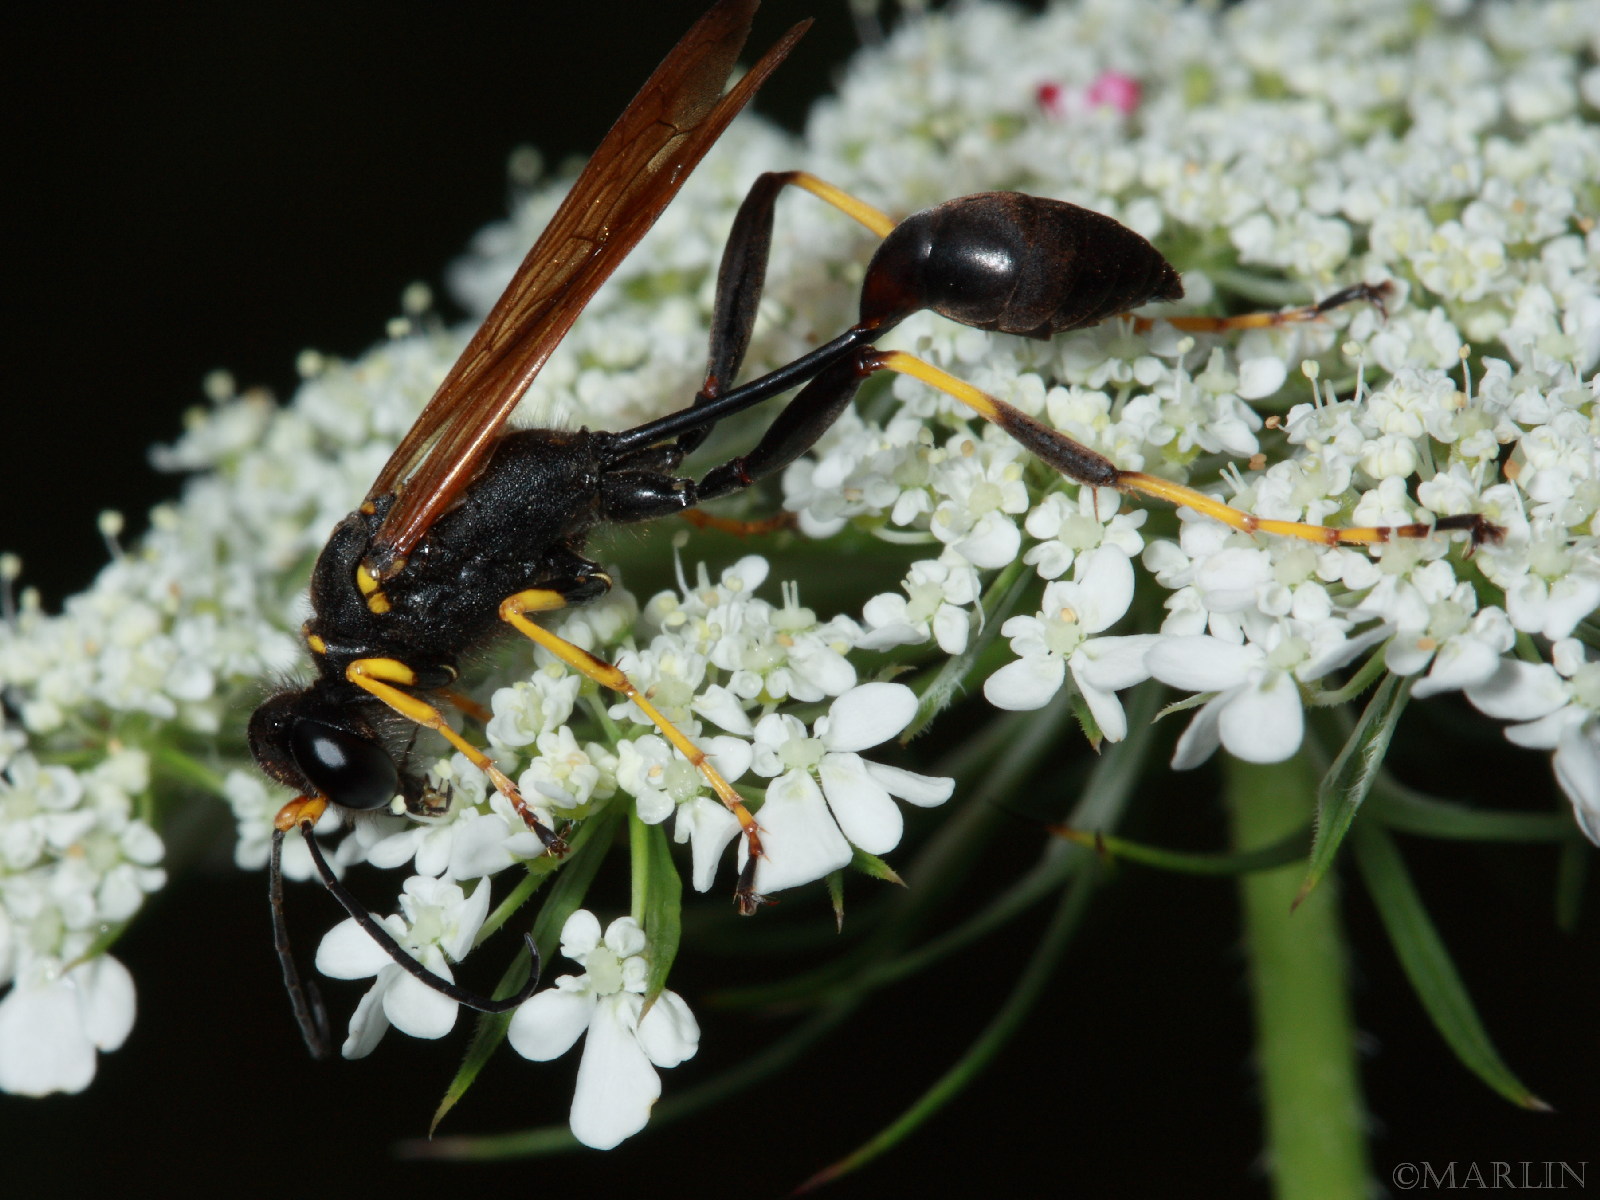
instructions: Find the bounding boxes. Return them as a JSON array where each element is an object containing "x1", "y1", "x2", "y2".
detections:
[{"x1": 356, "y1": 563, "x2": 392, "y2": 614}]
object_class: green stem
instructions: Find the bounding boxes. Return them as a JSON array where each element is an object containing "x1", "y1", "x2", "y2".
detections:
[{"x1": 1225, "y1": 754, "x2": 1368, "y2": 1199}]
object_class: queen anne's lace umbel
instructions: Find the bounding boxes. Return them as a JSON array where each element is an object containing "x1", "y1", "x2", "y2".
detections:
[{"x1": 1, "y1": 0, "x2": 1596, "y2": 1151}]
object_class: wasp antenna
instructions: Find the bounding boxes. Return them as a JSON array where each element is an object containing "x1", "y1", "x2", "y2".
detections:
[
  {"x1": 270, "y1": 828, "x2": 334, "y2": 1060},
  {"x1": 297, "y1": 821, "x2": 541, "y2": 1015}
]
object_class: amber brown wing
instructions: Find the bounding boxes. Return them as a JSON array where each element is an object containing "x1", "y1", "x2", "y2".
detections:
[{"x1": 367, "y1": 0, "x2": 810, "y2": 569}]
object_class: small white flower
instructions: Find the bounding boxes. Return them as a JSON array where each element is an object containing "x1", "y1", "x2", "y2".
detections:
[
  {"x1": 1147, "y1": 621, "x2": 1385, "y2": 768},
  {"x1": 614, "y1": 733, "x2": 751, "y2": 827},
  {"x1": 740, "y1": 682, "x2": 953, "y2": 893},
  {"x1": 1021, "y1": 486, "x2": 1147, "y2": 581},
  {"x1": 984, "y1": 547, "x2": 1156, "y2": 740},
  {"x1": 0, "y1": 954, "x2": 135, "y2": 1096},
  {"x1": 860, "y1": 558, "x2": 981, "y2": 654},
  {"x1": 1356, "y1": 563, "x2": 1516, "y2": 698},
  {"x1": 615, "y1": 735, "x2": 684, "y2": 825},
  {"x1": 314, "y1": 873, "x2": 492, "y2": 1058},
  {"x1": 485, "y1": 672, "x2": 582, "y2": 749},
  {"x1": 508, "y1": 911, "x2": 698, "y2": 1150},
  {"x1": 926, "y1": 435, "x2": 1032, "y2": 569},
  {"x1": 516, "y1": 726, "x2": 616, "y2": 814}
]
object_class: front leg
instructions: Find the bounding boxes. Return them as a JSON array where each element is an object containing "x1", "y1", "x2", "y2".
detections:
[
  {"x1": 499, "y1": 587, "x2": 768, "y2": 913},
  {"x1": 342, "y1": 656, "x2": 564, "y2": 848}
]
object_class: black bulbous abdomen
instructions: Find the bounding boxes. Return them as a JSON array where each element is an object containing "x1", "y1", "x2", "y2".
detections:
[{"x1": 860, "y1": 192, "x2": 1183, "y2": 339}]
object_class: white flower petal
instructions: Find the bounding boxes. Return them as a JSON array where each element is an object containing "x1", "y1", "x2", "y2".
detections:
[
  {"x1": 1218, "y1": 674, "x2": 1303, "y2": 763},
  {"x1": 76, "y1": 956, "x2": 136, "y2": 1055},
  {"x1": 316, "y1": 916, "x2": 403, "y2": 980},
  {"x1": 412, "y1": 828, "x2": 453, "y2": 879},
  {"x1": 1074, "y1": 547, "x2": 1135, "y2": 632},
  {"x1": 1147, "y1": 636, "x2": 1256, "y2": 691},
  {"x1": 569, "y1": 994, "x2": 660, "y2": 1150},
  {"x1": 693, "y1": 685, "x2": 755, "y2": 736},
  {"x1": 932, "y1": 604, "x2": 971, "y2": 654},
  {"x1": 366, "y1": 828, "x2": 424, "y2": 871},
  {"x1": 1541, "y1": 575, "x2": 1600, "y2": 641},
  {"x1": 788, "y1": 645, "x2": 857, "y2": 699},
  {"x1": 448, "y1": 816, "x2": 518, "y2": 881},
  {"x1": 1504, "y1": 710, "x2": 1573, "y2": 751},
  {"x1": 819, "y1": 683, "x2": 917, "y2": 753},
  {"x1": 439, "y1": 878, "x2": 491, "y2": 963},
  {"x1": 560, "y1": 909, "x2": 603, "y2": 960},
  {"x1": 984, "y1": 655, "x2": 1066, "y2": 711},
  {"x1": 1079, "y1": 682, "x2": 1130, "y2": 742},
  {"x1": 1466, "y1": 659, "x2": 1568, "y2": 722},
  {"x1": 384, "y1": 969, "x2": 459, "y2": 1041},
  {"x1": 1074, "y1": 634, "x2": 1160, "y2": 692},
  {"x1": 743, "y1": 771, "x2": 852, "y2": 894},
  {"x1": 340, "y1": 976, "x2": 393, "y2": 1060},
  {"x1": 952, "y1": 510, "x2": 1022, "y2": 568},
  {"x1": 508, "y1": 983, "x2": 595, "y2": 1062},
  {"x1": 635, "y1": 988, "x2": 700, "y2": 1069},
  {"x1": 1554, "y1": 725, "x2": 1600, "y2": 845},
  {"x1": 673, "y1": 796, "x2": 742, "y2": 893},
  {"x1": 818, "y1": 752, "x2": 904, "y2": 854},
  {"x1": 1170, "y1": 694, "x2": 1226, "y2": 770},
  {"x1": 1385, "y1": 635, "x2": 1437, "y2": 678},
  {"x1": 1237, "y1": 356, "x2": 1288, "y2": 400},
  {"x1": 1412, "y1": 637, "x2": 1503, "y2": 699},
  {"x1": 704, "y1": 734, "x2": 753, "y2": 784},
  {"x1": 603, "y1": 916, "x2": 647, "y2": 959},
  {"x1": 863, "y1": 760, "x2": 954, "y2": 808}
]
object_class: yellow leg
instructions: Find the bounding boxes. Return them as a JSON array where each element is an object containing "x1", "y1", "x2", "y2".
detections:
[
  {"x1": 865, "y1": 349, "x2": 1501, "y2": 549},
  {"x1": 344, "y1": 657, "x2": 563, "y2": 847},
  {"x1": 500, "y1": 588, "x2": 766, "y2": 912},
  {"x1": 777, "y1": 171, "x2": 896, "y2": 237},
  {"x1": 442, "y1": 688, "x2": 493, "y2": 723},
  {"x1": 1131, "y1": 281, "x2": 1394, "y2": 334}
]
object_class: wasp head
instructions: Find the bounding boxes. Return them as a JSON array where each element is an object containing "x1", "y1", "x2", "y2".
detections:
[{"x1": 248, "y1": 688, "x2": 401, "y2": 814}]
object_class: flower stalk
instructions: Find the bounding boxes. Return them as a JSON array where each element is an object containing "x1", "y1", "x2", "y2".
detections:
[{"x1": 1227, "y1": 753, "x2": 1369, "y2": 1200}]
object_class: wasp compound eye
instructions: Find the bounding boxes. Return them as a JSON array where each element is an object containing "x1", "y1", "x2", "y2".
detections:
[{"x1": 290, "y1": 718, "x2": 399, "y2": 812}]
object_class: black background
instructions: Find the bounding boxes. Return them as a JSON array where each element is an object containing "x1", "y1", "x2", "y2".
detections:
[{"x1": 3, "y1": 2, "x2": 1596, "y2": 1196}]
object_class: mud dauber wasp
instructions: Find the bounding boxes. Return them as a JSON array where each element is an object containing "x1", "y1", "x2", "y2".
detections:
[{"x1": 249, "y1": 0, "x2": 1502, "y2": 1055}]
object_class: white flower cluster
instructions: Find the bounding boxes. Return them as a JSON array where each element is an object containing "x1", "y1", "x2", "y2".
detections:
[
  {"x1": 0, "y1": 741, "x2": 161, "y2": 1094},
  {"x1": 781, "y1": 0, "x2": 1600, "y2": 823},
  {"x1": 1, "y1": 0, "x2": 1597, "y2": 1151}
]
